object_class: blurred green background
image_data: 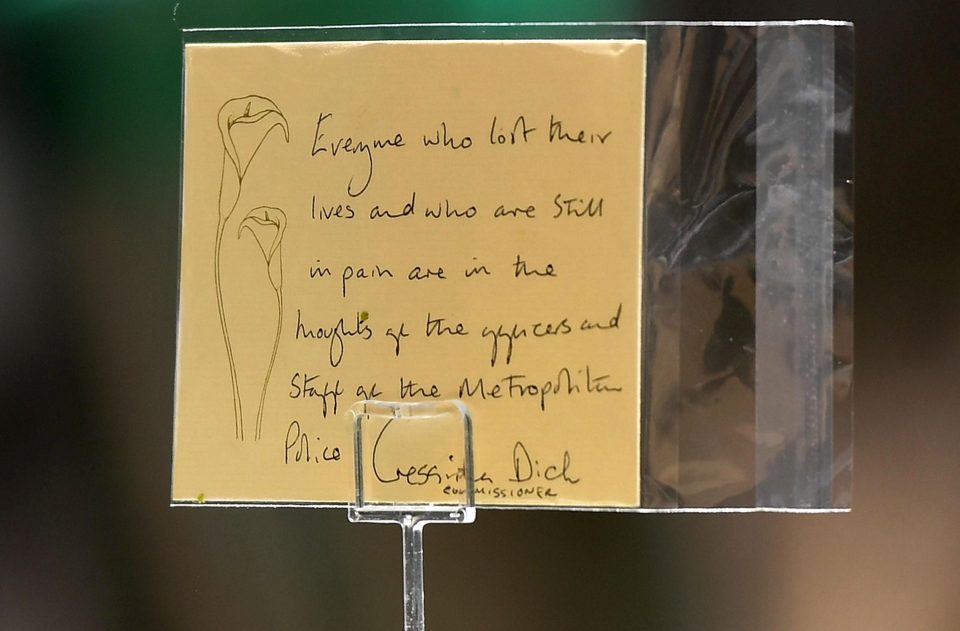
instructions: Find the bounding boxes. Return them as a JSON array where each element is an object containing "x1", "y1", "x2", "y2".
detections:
[{"x1": 1, "y1": 1, "x2": 958, "y2": 630}]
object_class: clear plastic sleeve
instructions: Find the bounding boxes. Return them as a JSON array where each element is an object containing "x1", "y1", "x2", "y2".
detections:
[
  {"x1": 177, "y1": 21, "x2": 854, "y2": 511},
  {"x1": 641, "y1": 23, "x2": 853, "y2": 509}
]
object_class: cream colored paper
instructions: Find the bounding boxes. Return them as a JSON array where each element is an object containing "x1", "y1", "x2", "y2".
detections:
[{"x1": 173, "y1": 40, "x2": 645, "y2": 508}]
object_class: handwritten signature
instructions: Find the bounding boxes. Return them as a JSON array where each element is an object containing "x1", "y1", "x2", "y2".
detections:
[{"x1": 510, "y1": 441, "x2": 580, "y2": 484}]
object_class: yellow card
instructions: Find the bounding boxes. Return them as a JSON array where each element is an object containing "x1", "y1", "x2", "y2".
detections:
[{"x1": 173, "y1": 39, "x2": 645, "y2": 508}]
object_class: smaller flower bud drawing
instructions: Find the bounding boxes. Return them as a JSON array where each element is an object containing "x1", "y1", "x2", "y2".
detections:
[{"x1": 238, "y1": 206, "x2": 287, "y2": 440}]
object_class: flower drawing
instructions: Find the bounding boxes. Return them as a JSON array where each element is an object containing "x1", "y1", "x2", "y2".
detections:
[
  {"x1": 237, "y1": 206, "x2": 287, "y2": 441},
  {"x1": 214, "y1": 95, "x2": 289, "y2": 441}
]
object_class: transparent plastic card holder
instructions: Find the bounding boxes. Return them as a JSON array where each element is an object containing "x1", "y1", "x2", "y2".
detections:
[
  {"x1": 175, "y1": 19, "x2": 853, "y2": 631},
  {"x1": 349, "y1": 400, "x2": 476, "y2": 521},
  {"x1": 348, "y1": 400, "x2": 475, "y2": 631}
]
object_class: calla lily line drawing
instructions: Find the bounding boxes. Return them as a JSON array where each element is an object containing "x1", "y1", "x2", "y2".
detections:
[
  {"x1": 238, "y1": 206, "x2": 287, "y2": 441},
  {"x1": 214, "y1": 95, "x2": 289, "y2": 441}
]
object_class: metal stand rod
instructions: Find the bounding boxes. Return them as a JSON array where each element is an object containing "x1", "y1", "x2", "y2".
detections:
[{"x1": 401, "y1": 516, "x2": 426, "y2": 631}]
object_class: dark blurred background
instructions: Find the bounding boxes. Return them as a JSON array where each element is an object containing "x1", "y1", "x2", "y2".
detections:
[{"x1": 1, "y1": 1, "x2": 958, "y2": 629}]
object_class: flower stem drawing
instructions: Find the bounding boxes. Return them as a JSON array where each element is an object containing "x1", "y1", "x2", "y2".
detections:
[
  {"x1": 214, "y1": 96, "x2": 289, "y2": 441},
  {"x1": 238, "y1": 206, "x2": 287, "y2": 441}
]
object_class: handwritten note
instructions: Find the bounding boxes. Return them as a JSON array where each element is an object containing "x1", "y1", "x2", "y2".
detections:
[{"x1": 173, "y1": 40, "x2": 646, "y2": 508}]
